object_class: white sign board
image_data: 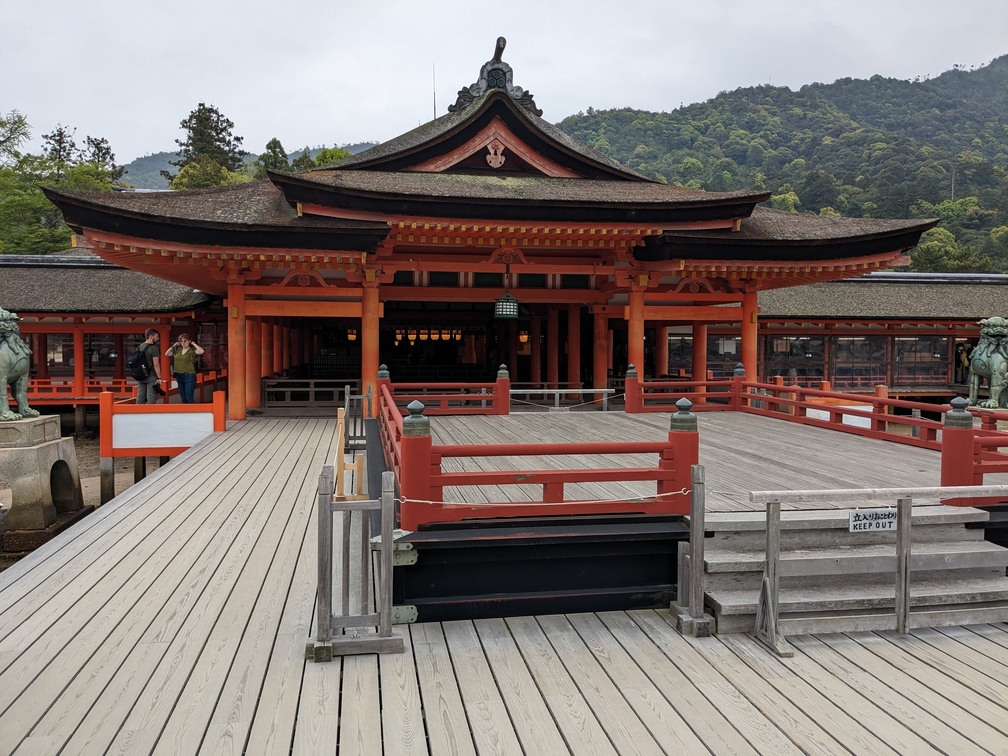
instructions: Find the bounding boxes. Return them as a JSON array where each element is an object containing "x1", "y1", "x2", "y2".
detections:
[
  {"x1": 806, "y1": 404, "x2": 872, "y2": 429},
  {"x1": 113, "y1": 411, "x2": 216, "y2": 450},
  {"x1": 849, "y1": 508, "x2": 897, "y2": 532}
]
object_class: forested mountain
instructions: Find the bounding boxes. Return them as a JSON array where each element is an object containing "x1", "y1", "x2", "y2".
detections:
[
  {"x1": 558, "y1": 55, "x2": 1008, "y2": 272},
  {"x1": 121, "y1": 142, "x2": 377, "y2": 190}
]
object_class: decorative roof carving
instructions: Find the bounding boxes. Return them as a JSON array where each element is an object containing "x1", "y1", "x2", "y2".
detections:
[{"x1": 449, "y1": 37, "x2": 542, "y2": 116}]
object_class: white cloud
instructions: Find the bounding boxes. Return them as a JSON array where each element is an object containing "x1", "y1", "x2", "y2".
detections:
[{"x1": 3, "y1": 0, "x2": 1006, "y2": 162}]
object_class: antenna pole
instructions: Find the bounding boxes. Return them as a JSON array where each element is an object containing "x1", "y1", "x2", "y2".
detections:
[{"x1": 433, "y1": 62, "x2": 437, "y2": 119}]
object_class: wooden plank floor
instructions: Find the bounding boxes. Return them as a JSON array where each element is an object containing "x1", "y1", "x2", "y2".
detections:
[{"x1": 1, "y1": 414, "x2": 1006, "y2": 754}]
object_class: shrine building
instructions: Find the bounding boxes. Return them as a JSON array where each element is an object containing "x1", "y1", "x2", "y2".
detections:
[{"x1": 43, "y1": 38, "x2": 937, "y2": 420}]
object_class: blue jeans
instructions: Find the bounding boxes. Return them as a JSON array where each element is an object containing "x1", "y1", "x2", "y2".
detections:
[{"x1": 175, "y1": 372, "x2": 197, "y2": 403}]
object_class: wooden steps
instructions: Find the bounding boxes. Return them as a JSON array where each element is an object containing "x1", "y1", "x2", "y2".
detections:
[{"x1": 699, "y1": 505, "x2": 1008, "y2": 635}]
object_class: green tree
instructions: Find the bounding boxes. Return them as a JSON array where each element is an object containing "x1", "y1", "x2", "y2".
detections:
[
  {"x1": 290, "y1": 149, "x2": 315, "y2": 172},
  {"x1": 162, "y1": 102, "x2": 248, "y2": 184},
  {"x1": 170, "y1": 155, "x2": 251, "y2": 190},
  {"x1": 909, "y1": 227, "x2": 992, "y2": 272},
  {"x1": 251, "y1": 137, "x2": 290, "y2": 178},
  {"x1": 0, "y1": 110, "x2": 30, "y2": 164},
  {"x1": 314, "y1": 146, "x2": 352, "y2": 166},
  {"x1": 41, "y1": 124, "x2": 80, "y2": 181},
  {"x1": 0, "y1": 117, "x2": 125, "y2": 253}
]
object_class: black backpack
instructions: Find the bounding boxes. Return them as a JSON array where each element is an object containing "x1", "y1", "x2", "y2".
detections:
[{"x1": 127, "y1": 344, "x2": 150, "y2": 380}]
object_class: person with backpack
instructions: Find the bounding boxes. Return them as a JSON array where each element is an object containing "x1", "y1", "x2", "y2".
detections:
[
  {"x1": 132, "y1": 328, "x2": 162, "y2": 404},
  {"x1": 164, "y1": 333, "x2": 204, "y2": 403}
]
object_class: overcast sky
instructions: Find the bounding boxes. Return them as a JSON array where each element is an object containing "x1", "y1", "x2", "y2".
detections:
[{"x1": 4, "y1": 0, "x2": 1007, "y2": 164}]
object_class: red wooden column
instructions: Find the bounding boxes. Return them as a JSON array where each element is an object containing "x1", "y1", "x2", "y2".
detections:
[
  {"x1": 656, "y1": 326, "x2": 669, "y2": 379},
  {"x1": 262, "y1": 319, "x2": 274, "y2": 379},
  {"x1": 546, "y1": 307, "x2": 559, "y2": 388},
  {"x1": 227, "y1": 280, "x2": 247, "y2": 420},
  {"x1": 157, "y1": 324, "x2": 171, "y2": 402},
  {"x1": 246, "y1": 317, "x2": 262, "y2": 409},
  {"x1": 530, "y1": 316, "x2": 542, "y2": 384},
  {"x1": 361, "y1": 284, "x2": 380, "y2": 413},
  {"x1": 72, "y1": 325, "x2": 85, "y2": 397},
  {"x1": 112, "y1": 334, "x2": 123, "y2": 380},
  {"x1": 593, "y1": 312, "x2": 608, "y2": 403},
  {"x1": 692, "y1": 322, "x2": 708, "y2": 404},
  {"x1": 272, "y1": 322, "x2": 283, "y2": 377},
  {"x1": 36, "y1": 334, "x2": 48, "y2": 379},
  {"x1": 567, "y1": 305, "x2": 581, "y2": 394},
  {"x1": 627, "y1": 289, "x2": 645, "y2": 376},
  {"x1": 508, "y1": 319, "x2": 519, "y2": 375},
  {"x1": 741, "y1": 292, "x2": 758, "y2": 380},
  {"x1": 281, "y1": 321, "x2": 290, "y2": 374}
]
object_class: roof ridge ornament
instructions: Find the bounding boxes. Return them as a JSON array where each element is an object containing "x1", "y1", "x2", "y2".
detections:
[{"x1": 449, "y1": 37, "x2": 543, "y2": 117}]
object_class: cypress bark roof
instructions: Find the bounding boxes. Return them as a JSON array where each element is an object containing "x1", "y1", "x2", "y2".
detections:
[
  {"x1": 0, "y1": 253, "x2": 214, "y2": 313},
  {"x1": 759, "y1": 272, "x2": 1008, "y2": 319}
]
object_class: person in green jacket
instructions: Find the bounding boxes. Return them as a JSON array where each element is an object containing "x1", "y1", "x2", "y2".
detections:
[{"x1": 164, "y1": 333, "x2": 205, "y2": 403}]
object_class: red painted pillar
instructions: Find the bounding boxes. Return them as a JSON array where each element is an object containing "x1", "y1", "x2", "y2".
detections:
[
  {"x1": 546, "y1": 307, "x2": 559, "y2": 389},
  {"x1": 940, "y1": 397, "x2": 976, "y2": 506},
  {"x1": 157, "y1": 324, "x2": 171, "y2": 403},
  {"x1": 37, "y1": 334, "x2": 49, "y2": 379},
  {"x1": 692, "y1": 322, "x2": 708, "y2": 405},
  {"x1": 530, "y1": 316, "x2": 542, "y2": 384},
  {"x1": 246, "y1": 317, "x2": 261, "y2": 409},
  {"x1": 656, "y1": 325, "x2": 669, "y2": 379},
  {"x1": 741, "y1": 293, "x2": 759, "y2": 381},
  {"x1": 272, "y1": 322, "x2": 283, "y2": 377},
  {"x1": 593, "y1": 312, "x2": 608, "y2": 403},
  {"x1": 362, "y1": 285, "x2": 380, "y2": 414},
  {"x1": 567, "y1": 304, "x2": 581, "y2": 395},
  {"x1": 281, "y1": 321, "x2": 290, "y2": 374},
  {"x1": 227, "y1": 281, "x2": 247, "y2": 420},
  {"x1": 73, "y1": 326, "x2": 85, "y2": 397},
  {"x1": 261, "y1": 319, "x2": 273, "y2": 379},
  {"x1": 112, "y1": 334, "x2": 122, "y2": 380},
  {"x1": 627, "y1": 289, "x2": 645, "y2": 377}
]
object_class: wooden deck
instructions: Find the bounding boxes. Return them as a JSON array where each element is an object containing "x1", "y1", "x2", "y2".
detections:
[{"x1": 1, "y1": 413, "x2": 1007, "y2": 754}]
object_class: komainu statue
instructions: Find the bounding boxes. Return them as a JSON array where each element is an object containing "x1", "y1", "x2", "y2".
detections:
[
  {"x1": 968, "y1": 316, "x2": 1008, "y2": 409},
  {"x1": 0, "y1": 306, "x2": 40, "y2": 421}
]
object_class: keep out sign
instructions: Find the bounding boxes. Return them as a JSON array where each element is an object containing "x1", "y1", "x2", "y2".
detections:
[{"x1": 849, "y1": 508, "x2": 897, "y2": 532}]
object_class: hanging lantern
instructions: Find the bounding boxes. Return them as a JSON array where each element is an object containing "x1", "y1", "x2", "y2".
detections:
[
  {"x1": 519, "y1": 330, "x2": 529, "y2": 343},
  {"x1": 494, "y1": 254, "x2": 519, "y2": 319},
  {"x1": 453, "y1": 329, "x2": 462, "y2": 341},
  {"x1": 419, "y1": 328, "x2": 429, "y2": 341},
  {"x1": 441, "y1": 329, "x2": 451, "y2": 340},
  {"x1": 430, "y1": 329, "x2": 440, "y2": 341},
  {"x1": 347, "y1": 328, "x2": 357, "y2": 342},
  {"x1": 395, "y1": 328, "x2": 404, "y2": 341},
  {"x1": 407, "y1": 328, "x2": 417, "y2": 342}
]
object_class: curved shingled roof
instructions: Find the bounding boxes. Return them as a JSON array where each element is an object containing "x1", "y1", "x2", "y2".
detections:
[
  {"x1": 637, "y1": 207, "x2": 938, "y2": 261},
  {"x1": 331, "y1": 89, "x2": 646, "y2": 181},
  {"x1": 0, "y1": 253, "x2": 215, "y2": 313}
]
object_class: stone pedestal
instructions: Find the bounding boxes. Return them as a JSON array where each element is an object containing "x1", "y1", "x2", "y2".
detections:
[{"x1": 0, "y1": 415, "x2": 84, "y2": 533}]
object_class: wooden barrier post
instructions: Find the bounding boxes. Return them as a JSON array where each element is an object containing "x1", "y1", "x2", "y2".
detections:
[
  {"x1": 731, "y1": 363, "x2": 745, "y2": 411},
  {"x1": 399, "y1": 401, "x2": 434, "y2": 530},
  {"x1": 314, "y1": 465, "x2": 335, "y2": 662},
  {"x1": 376, "y1": 364, "x2": 392, "y2": 402},
  {"x1": 940, "y1": 397, "x2": 975, "y2": 506},
  {"x1": 660, "y1": 397, "x2": 699, "y2": 514},
  {"x1": 872, "y1": 384, "x2": 889, "y2": 432},
  {"x1": 99, "y1": 391, "x2": 116, "y2": 504},
  {"x1": 493, "y1": 364, "x2": 510, "y2": 415},
  {"x1": 624, "y1": 364, "x2": 640, "y2": 413}
]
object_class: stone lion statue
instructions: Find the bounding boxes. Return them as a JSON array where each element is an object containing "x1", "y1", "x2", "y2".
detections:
[
  {"x1": 0, "y1": 306, "x2": 40, "y2": 421},
  {"x1": 967, "y1": 316, "x2": 1008, "y2": 409}
]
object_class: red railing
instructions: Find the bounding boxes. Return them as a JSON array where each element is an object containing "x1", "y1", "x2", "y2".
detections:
[
  {"x1": 739, "y1": 379, "x2": 947, "y2": 451},
  {"x1": 376, "y1": 383, "x2": 405, "y2": 483},
  {"x1": 23, "y1": 371, "x2": 227, "y2": 405},
  {"x1": 376, "y1": 369, "x2": 510, "y2": 415}
]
